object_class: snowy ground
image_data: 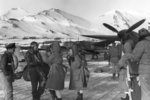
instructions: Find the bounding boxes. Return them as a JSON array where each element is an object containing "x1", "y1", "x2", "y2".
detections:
[{"x1": 0, "y1": 55, "x2": 124, "y2": 100}]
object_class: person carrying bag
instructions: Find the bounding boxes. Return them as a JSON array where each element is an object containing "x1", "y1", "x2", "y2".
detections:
[
  {"x1": 25, "y1": 41, "x2": 48, "y2": 100},
  {"x1": 68, "y1": 44, "x2": 90, "y2": 100}
]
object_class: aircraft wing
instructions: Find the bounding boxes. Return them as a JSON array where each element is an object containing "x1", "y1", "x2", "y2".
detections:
[
  {"x1": 81, "y1": 49, "x2": 98, "y2": 55},
  {"x1": 94, "y1": 49, "x2": 108, "y2": 53},
  {"x1": 93, "y1": 40, "x2": 115, "y2": 47},
  {"x1": 20, "y1": 46, "x2": 30, "y2": 50},
  {"x1": 82, "y1": 35, "x2": 120, "y2": 40}
]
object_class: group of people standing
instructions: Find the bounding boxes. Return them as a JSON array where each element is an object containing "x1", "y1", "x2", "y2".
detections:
[
  {"x1": 120, "y1": 28, "x2": 150, "y2": 100},
  {"x1": 108, "y1": 28, "x2": 150, "y2": 100},
  {"x1": 1, "y1": 27, "x2": 150, "y2": 100},
  {"x1": 0, "y1": 41, "x2": 89, "y2": 100}
]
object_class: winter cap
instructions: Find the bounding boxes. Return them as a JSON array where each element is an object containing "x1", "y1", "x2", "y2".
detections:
[
  {"x1": 30, "y1": 41, "x2": 39, "y2": 46},
  {"x1": 139, "y1": 28, "x2": 149, "y2": 36},
  {"x1": 5, "y1": 43, "x2": 16, "y2": 49}
]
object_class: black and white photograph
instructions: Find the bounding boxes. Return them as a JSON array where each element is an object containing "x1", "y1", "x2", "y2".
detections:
[{"x1": 0, "y1": 0, "x2": 150, "y2": 100}]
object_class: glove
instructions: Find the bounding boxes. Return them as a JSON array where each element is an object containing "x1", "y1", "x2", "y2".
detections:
[
  {"x1": 123, "y1": 53, "x2": 133, "y2": 60},
  {"x1": 6, "y1": 75, "x2": 14, "y2": 82},
  {"x1": 69, "y1": 56, "x2": 74, "y2": 62},
  {"x1": 36, "y1": 62, "x2": 42, "y2": 66}
]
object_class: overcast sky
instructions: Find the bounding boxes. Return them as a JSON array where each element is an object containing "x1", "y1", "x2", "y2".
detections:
[{"x1": 0, "y1": 0, "x2": 150, "y2": 21}]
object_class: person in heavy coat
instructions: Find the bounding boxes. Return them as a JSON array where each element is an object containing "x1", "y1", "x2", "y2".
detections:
[
  {"x1": 118, "y1": 31, "x2": 140, "y2": 100},
  {"x1": 25, "y1": 41, "x2": 46, "y2": 100},
  {"x1": 116, "y1": 41, "x2": 122, "y2": 60},
  {"x1": 124, "y1": 28, "x2": 150, "y2": 100},
  {"x1": 42, "y1": 45, "x2": 52, "y2": 63},
  {"x1": 45, "y1": 42, "x2": 66, "y2": 100},
  {"x1": 69, "y1": 44, "x2": 89, "y2": 100},
  {"x1": 108, "y1": 42, "x2": 120, "y2": 79},
  {"x1": 0, "y1": 43, "x2": 16, "y2": 100}
]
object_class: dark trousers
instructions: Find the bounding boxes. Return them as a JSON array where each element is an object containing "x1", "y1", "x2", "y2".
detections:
[
  {"x1": 131, "y1": 77, "x2": 141, "y2": 100},
  {"x1": 29, "y1": 68, "x2": 45, "y2": 99}
]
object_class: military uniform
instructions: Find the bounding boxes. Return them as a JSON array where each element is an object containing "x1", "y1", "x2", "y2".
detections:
[
  {"x1": 0, "y1": 43, "x2": 16, "y2": 100},
  {"x1": 45, "y1": 42, "x2": 66, "y2": 90},
  {"x1": 119, "y1": 39, "x2": 141, "y2": 100},
  {"x1": 116, "y1": 44, "x2": 122, "y2": 59},
  {"x1": 108, "y1": 44, "x2": 119, "y2": 78},
  {"x1": 25, "y1": 45, "x2": 46, "y2": 100},
  {"x1": 45, "y1": 42, "x2": 66, "y2": 100},
  {"x1": 69, "y1": 44, "x2": 89, "y2": 100},
  {"x1": 125, "y1": 36, "x2": 150, "y2": 100}
]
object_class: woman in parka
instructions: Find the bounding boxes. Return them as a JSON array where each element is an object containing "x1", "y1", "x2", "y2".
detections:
[
  {"x1": 124, "y1": 28, "x2": 150, "y2": 100},
  {"x1": 45, "y1": 42, "x2": 66, "y2": 100},
  {"x1": 118, "y1": 31, "x2": 140, "y2": 100},
  {"x1": 69, "y1": 44, "x2": 89, "y2": 100}
]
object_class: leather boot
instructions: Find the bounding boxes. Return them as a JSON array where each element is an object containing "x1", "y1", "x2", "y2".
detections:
[
  {"x1": 79, "y1": 93, "x2": 83, "y2": 100},
  {"x1": 33, "y1": 94, "x2": 40, "y2": 100},
  {"x1": 56, "y1": 98, "x2": 62, "y2": 100},
  {"x1": 76, "y1": 92, "x2": 80, "y2": 100},
  {"x1": 49, "y1": 90, "x2": 56, "y2": 100},
  {"x1": 32, "y1": 98, "x2": 41, "y2": 100},
  {"x1": 76, "y1": 92, "x2": 83, "y2": 100},
  {"x1": 121, "y1": 94, "x2": 129, "y2": 100},
  {"x1": 111, "y1": 73, "x2": 116, "y2": 79},
  {"x1": 36, "y1": 95, "x2": 41, "y2": 100},
  {"x1": 117, "y1": 74, "x2": 120, "y2": 79}
]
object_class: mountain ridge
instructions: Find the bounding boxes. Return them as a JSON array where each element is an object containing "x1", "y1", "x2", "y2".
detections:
[
  {"x1": 91, "y1": 9, "x2": 150, "y2": 34},
  {"x1": 0, "y1": 8, "x2": 96, "y2": 40},
  {"x1": 1, "y1": 8, "x2": 150, "y2": 40}
]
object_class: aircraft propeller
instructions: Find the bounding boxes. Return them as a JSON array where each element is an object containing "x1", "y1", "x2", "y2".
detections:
[{"x1": 103, "y1": 19, "x2": 146, "y2": 39}]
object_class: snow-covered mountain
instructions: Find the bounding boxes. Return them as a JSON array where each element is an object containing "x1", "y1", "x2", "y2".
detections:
[
  {"x1": 92, "y1": 10, "x2": 150, "y2": 35},
  {"x1": 0, "y1": 8, "x2": 30, "y2": 20},
  {"x1": 0, "y1": 8, "x2": 96, "y2": 40},
  {"x1": 38, "y1": 8, "x2": 91, "y2": 28},
  {"x1": 1, "y1": 8, "x2": 150, "y2": 42}
]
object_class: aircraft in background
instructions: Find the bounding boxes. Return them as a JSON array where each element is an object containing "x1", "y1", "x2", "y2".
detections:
[
  {"x1": 82, "y1": 19, "x2": 146, "y2": 43},
  {"x1": 19, "y1": 17, "x2": 146, "y2": 62},
  {"x1": 81, "y1": 19, "x2": 146, "y2": 60},
  {"x1": 63, "y1": 40, "x2": 115, "y2": 59}
]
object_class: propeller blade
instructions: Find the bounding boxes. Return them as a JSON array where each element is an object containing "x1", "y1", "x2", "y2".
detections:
[
  {"x1": 103, "y1": 23, "x2": 118, "y2": 33},
  {"x1": 127, "y1": 19, "x2": 146, "y2": 33}
]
